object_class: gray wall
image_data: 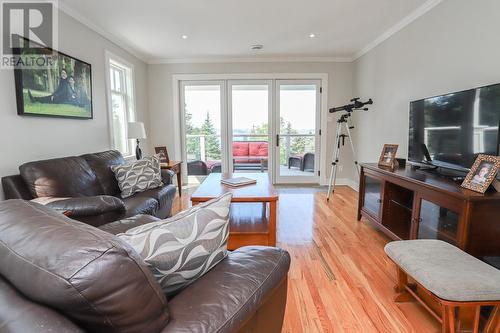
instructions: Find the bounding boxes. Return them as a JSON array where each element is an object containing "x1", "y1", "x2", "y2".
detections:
[
  {"x1": 353, "y1": 0, "x2": 500, "y2": 176},
  {"x1": 0, "y1": 11, "x2": 150, "y2": 199},
  {"x1": 3, "y1": 0, "x2": 499, "y2": 197},
  {"x1": 147, "y1": 62, "x2": 356, "y2": 184}
]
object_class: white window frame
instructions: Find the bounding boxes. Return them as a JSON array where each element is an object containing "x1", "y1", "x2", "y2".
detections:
[{"x1": 105, "y1": 51, "x2": 136, "y2": 158}]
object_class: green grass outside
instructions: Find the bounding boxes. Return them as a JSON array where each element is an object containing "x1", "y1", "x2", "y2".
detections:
[{"x1": 22, "y1": 89, "x2": 91, "y2": 118}]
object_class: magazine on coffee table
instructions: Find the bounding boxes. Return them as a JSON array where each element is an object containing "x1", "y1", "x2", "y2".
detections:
[{"x1": 220, "y1": 177, "x2": 257, "y2": 187}]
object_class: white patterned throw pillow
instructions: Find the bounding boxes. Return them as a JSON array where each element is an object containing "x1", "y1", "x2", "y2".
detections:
[
  {"x1": 117, "y1": 193, "x2": 232, "y2": 296},
  {"x1": 111, "y1": 155, "x2": 162, "y2": 198}
]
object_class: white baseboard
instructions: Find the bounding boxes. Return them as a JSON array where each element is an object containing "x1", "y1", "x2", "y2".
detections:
[{"x1": 321, "y1": 178, "x2": 359, "y2": 192}]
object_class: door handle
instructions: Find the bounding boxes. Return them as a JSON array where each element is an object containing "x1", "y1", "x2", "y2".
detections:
[{"x1": 276, "y1": 135, "x2": 280, "y2": 147}]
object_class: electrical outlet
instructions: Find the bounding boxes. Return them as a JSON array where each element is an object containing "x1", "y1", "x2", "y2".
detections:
[{"x1": 339, "y1": 165, "x2": 343, "y2": 173}]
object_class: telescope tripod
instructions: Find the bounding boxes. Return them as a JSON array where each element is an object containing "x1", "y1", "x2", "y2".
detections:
[{"x1": 327, "y1": 113, "x2": 360, "y2": 201}]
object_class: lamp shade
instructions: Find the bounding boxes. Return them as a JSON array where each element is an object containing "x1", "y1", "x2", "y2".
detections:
[{"x1": 127, "y1": 122, "x2": 147, "y2": 139}]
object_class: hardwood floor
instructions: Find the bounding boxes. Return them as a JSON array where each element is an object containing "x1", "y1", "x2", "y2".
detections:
[{"x1": 173, "y1": 185, "x2": 440, "y2": 333}]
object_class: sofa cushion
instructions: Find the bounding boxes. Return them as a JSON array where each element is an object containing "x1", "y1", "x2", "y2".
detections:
[
  {"x1": 118, "y1": 193, "x2": 232, "y2": 296},
  {"x1": 111, "y1": 156, "x2": 163, "y2": 198},
  {"x1": 81, "y1": 150, "x2": 125, "y2": 195},
  {"x1": 19, "y1": 156, "x2": 102, "y2": 198},
  {"x1": 160, "y1": 246, "x2": 290, "y2": 333},
  {"x1": 0, "y1": 200, "x2": 169, "y2": 333},
  {"x1": 249, "y1": 142, "x2": 268, "y2": 157},
  {"x1": 232, "y1": 142, "x2": 249, "y2": 157}
]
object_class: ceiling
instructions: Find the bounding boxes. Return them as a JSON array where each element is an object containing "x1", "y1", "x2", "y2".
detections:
[{"x1": 58, "y1": 0, "x2": 440, "y2": 63}]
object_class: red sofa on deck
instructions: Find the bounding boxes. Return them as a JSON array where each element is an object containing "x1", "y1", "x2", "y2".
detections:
[
  {"x1": 232, "y1": 141, "x2": 268, "y2": 171},
  {"x1": 188, "y1": 141, "x2": 269, "y2": 175}
]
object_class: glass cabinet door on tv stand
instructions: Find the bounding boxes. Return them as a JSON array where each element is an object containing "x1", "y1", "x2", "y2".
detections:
[
  {"x1": 362, "y1": 175, "x2": 383, "y2": 219},
  {"x1": 413, "y1": 196, "x2": 461, "y2": 246}
]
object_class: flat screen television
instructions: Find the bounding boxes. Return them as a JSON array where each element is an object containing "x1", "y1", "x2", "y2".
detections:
[{"x1": 408, "y1": 83, "x2": 500, "y2": 173}]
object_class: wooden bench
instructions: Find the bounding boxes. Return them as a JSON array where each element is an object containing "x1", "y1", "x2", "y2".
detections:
[{"x1": 385, "y1": 240, "x2": 500, "y2": 333}]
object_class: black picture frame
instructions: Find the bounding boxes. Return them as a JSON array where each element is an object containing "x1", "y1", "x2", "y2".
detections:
[{"x1": 13, "y1": 37, "x2": 93, "y2": 120}]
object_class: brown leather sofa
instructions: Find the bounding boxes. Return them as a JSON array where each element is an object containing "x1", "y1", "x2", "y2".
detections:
[
  {"x1": 1, "y1": 150, "x2": 177, "y2": 226},
  {"x1": 0, "y1": 200, "x2": 290, "y2": 333}
]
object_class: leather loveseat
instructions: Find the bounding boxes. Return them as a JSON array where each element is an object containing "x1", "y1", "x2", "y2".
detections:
[
  {"x1": 0, "y1": 200, "x2": 291, "y2": 333},
  {"x1": 1, "y1": 150, "x2": 177, "y2": 226}
]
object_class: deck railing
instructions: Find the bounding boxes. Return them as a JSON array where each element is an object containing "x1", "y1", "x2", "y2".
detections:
[{"x1": 186, "y1": 133, "x2": 314, "y2": 164}]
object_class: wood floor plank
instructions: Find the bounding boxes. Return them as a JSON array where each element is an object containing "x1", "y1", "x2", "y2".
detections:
[{"x1": 174, "y1": 185, "x2": 440, "y2": 333}]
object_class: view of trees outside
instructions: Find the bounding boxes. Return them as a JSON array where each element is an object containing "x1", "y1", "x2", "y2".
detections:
[
  {"x1": 186, "y1": 110, "x2": 314, "y2": 165},
  {"x1": 251, "y1": 119, "x2": 314, "y2": 165},
  {"x1": 183, "y1": 84, "x2": 316, "y2": 169},
  {"x1": 185, "y1": 111, "x2": 221, "y2": 161}
]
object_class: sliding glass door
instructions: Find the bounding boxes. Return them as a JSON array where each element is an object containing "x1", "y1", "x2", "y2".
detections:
[
  {"x1": 228, "y1": 81, "x2": 272, "y2": 174},
  {"x1": 179, "y1": 78, "x2": 321, "y2": 185},
  {"x1": 275, "y1": 80, "x2": 321, "y2": 183},
  {"x1": 180, "y1": 81, "x2": 226, "y2": 182}
]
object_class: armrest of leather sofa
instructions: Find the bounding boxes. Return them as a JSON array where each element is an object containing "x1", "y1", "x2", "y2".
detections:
[
  {"x1": 98, "y1": 214, "x2": 160, "y2": 235},
  {"x1": 161, "y1": 246, "x2": 290, "y2": 333},
  {"x1": 161, "y1": 169, "x2": 175, "y2": 185},
  {"x1": 1, "y1": 175, "x2": 32, "y2": 200},
  {"x1": 46, "y1": 196, "x2": 125, "y2": 217}
]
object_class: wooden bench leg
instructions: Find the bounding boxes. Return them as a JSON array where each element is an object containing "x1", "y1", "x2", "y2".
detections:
[
  {"x1": 442, "y1": 306, "x2": 450, "y2": 333},
  {"x1": 472, "y1": 305, "x2": 481, "y2": 333},
  {"x1": 394, "y1": 267, "x2": 411, "y2": 302},
  {"x1": 394, "y1": 267, "x2": 411, "y2": 303},
  {"x1": 442, "y1": 305, "x2": 456, "y2": 333}
]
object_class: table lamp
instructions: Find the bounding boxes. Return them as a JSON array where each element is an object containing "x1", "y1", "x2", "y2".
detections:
[{"x1": 127, "y1": 121, "x2": 146, "y2": 160}]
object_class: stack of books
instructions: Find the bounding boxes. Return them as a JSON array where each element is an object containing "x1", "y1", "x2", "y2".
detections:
[{"x1": 220, "y1": 177, "x2": 257, "y2": 187}]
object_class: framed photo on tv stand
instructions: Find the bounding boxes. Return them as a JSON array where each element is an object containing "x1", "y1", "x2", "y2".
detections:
[
  {"x1": 461, "y1": 154, "x2": 500, "y2": 193},
  {"x1": 378, "y1": 144, "x2": 399, "y2": 169}
]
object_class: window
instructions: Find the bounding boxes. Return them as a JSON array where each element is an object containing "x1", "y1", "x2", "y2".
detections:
[{"x1": 107, "y1": 54, "x2": 135, "y2": 156}]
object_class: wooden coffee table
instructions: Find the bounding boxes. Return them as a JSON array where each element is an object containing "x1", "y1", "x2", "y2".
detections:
[{"x1": 190, "y1": 173, "x2": 278, "y2": 250}]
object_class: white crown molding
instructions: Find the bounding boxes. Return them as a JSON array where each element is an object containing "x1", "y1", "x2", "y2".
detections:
[
  {"x1": 147, "y1": 56, "x2": 353, "y2": 64},
  {"x1": 56, "y1": 1, "x2": 149, "y2": 62},
  {"x1": 55, "y1": 0, "x2": 442, "y2": 65},
  {"x1": 353, "y1": 0, "x2": 444, "y2": 60}
]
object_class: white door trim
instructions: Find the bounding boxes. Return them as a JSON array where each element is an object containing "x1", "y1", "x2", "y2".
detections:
[{"x1": 173, "y1": 73, "x2": 328, "y2": 185}]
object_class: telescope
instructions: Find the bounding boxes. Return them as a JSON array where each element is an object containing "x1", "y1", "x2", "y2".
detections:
[
  {"x1": 327, "y1": 97, "x2": 373, "y2": 201},
  {"x1": 329, "y1": 97, "x2": 373, "y2": 113}
]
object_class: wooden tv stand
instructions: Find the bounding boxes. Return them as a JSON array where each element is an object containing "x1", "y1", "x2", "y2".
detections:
[{"x1": 357, "y1": 163, "x2": 500, "y2": 262}]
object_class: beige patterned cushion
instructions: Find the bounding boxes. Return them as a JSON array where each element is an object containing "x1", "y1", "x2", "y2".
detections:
[
  {"x1": 117, "y1": 193, "x2": 232, "y2": 296},
  {"x1": 111, "y1": 155, "x2": 162, "y2": 198}
]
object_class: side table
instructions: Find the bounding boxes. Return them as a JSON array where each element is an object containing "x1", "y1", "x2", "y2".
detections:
[{"x1": 160, "y1": 161, "x2": 182, "y2": 196}]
